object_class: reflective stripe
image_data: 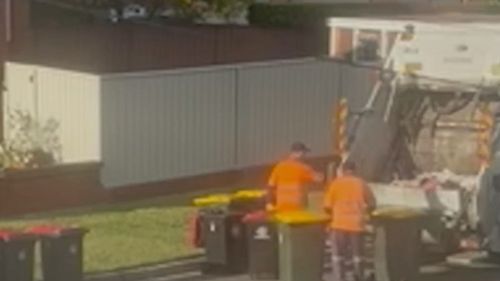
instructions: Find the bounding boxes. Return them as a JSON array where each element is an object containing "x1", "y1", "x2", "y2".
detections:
[
  {"x1": 333, "y1": 201, "x2": 365, "y2": 231},
  {"x1": 276, "y1": 185, "x2": 306, "y2": 211}
]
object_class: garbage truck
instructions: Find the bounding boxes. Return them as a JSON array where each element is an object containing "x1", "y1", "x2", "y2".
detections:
[{"x1": 327, "y1": 15, "x2": 500, "y2": 259}]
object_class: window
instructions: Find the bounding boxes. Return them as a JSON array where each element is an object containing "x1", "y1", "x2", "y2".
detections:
[{"x1": 354, "y1": 30, "x2": 382, "y2": 64}]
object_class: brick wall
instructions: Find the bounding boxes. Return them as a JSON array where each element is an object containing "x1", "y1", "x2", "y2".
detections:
[{"x1": 11, "y1": 23, "x2": 327, "y2": 73}]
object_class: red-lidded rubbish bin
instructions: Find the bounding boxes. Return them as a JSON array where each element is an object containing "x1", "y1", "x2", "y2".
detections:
[
  {"x1": 0, "y1": 230, "x2": 37, "y2": 281},
  {"x1": 244, "y1": 211, "x2": 279, "y2": 280},
  {"x1": 28, "y1": 226, "x2": 88, "y2": 281}
]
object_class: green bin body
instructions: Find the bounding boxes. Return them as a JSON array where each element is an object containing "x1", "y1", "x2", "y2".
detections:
[
  {"x1": 373, "y1": 215, "x2": 423, "y2": 281},
  {"x1": 0, "y1": 233, "x2": 36, "y2": 281},
  {"x1": 278, "y1": 222, "x2": 326, "y2": 281}
]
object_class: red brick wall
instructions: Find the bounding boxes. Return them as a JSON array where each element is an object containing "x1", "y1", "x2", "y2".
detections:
[
  {"x1": 11, "y1": 24, "x2": 327, "y2": 73},
  {"x1": 334, "y1": 28, "x2": 353, "y2": 59},
  {"x1": 0, "y1": 156, "x2": 334, "y2": 217},
  {"x1": 0, "y1": 163, "x2": 105, "y2": 216}
]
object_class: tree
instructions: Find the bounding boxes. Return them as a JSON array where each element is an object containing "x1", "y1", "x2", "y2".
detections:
[{"x1": 170, "y1": 0, "x2": 252, "y2": 23}]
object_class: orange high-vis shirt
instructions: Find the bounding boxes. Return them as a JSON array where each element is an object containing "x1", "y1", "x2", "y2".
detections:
[
  {"x1": 323, "y1": 175, "x2": 368, "y2": 232},
  {"x1": 268, "y1": 159, "x2": 316, "y2": 212}
]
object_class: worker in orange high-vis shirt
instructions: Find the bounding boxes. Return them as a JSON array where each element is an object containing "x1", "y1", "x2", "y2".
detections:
[
  {"x1": 267, "y1": 142, "x2": 323, "y2": 212},
  {"x1": 324, "y1": 161, "x2": 376, "y2": 281}
]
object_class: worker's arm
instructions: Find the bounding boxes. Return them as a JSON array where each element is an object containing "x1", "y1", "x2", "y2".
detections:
[
  {"x1": 267, "y1": 167, "x2": 279, "y2": 206},
  {"x1": 312, "y1": 171, "x2": 324, "y2": 183},
  {"x1": 266, "y1": 185, "x2": 277, "y2": 206},
  {"x1": 303, "y1": 164, "x2": 324, "y2": 183}
]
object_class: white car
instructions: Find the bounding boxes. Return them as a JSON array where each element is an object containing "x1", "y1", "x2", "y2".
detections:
[{"x1": 122, "y1": 4, "x2": 148, "y2": 20}]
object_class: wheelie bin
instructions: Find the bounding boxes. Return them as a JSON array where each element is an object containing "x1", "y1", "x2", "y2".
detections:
[
  {"x1": 231, "y1": 190, "x2": 267, "y2": 213},
  {"x1": 29, "y1": 226, "x2": 88, "y2": 281},
  {"x1": 275, "y1": 211, "x2": 329, "y2": 281},
  {"x1": 201, "y1": 210, "x2": 248, "y2": 273},
  {"x1": 244, "y1": 211, "x2": 279, "y2": 280},
  {"x1": 194, "y1": 190, "x2": 267, "y2": 274},
  {"x1": 0, "y1": 230, "x2": 37, "y2": 281},
  {"x1": 371, "y1": 207, "x2": 426, "y2": 281},
  {"x1": 193, "y1": 190, "x2": 266, "y2": 214},
  {"x1": 194, "y1": 194, "x2": 247, "y2": 274}
]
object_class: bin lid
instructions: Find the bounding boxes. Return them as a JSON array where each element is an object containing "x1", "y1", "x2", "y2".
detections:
[
  {"x1": 0, "y1": 230, "x2": 16, "y2": 241},
  {"x1": 27, "y1": 225, "x2": 88, "y2": 237},
  {"x1": 274, "y1": 211, "x2": 328, "y2": 225},
  {"x1": 0, "y1": 230, "x2": 34, "y2": 242},
  {"x1": 371, "y1": 206, "x2": 426, "y2": 220},
  {"x1": 232, "y1": 189, "x2": 266, "y2": 200},
  {"x1": 193, "y1": 194, "x2": 232, "y2": 207},
  {"x1": 243, "y1": 210, "x2": 272, "y2": 223}
]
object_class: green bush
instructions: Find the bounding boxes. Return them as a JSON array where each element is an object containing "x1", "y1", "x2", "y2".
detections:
[{"x1": 248, "y1": 4, "x2": 322, "y2": 27}]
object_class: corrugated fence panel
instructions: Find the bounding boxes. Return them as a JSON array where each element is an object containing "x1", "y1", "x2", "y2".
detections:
[
  {"x1": 236, "y1": 60, "x2": 341, "y2": 167},
  {"x1": 6, "y1": 59, "x2": 380, "y2": 188},
  {"x1": 4, "y1": 63, "x2": 38, "y2": 138},
  {"x1": 4, "y1": 63, "x2": 100, "y2": 163},
  {"x1": 100, "y1": 69, "x2": 237, "y2": 188},
  {"x1": 35, "y1": 67, "x2": 101, "y2": 163}
]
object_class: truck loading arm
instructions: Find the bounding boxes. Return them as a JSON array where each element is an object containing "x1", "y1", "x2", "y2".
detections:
[{"x1": 336, "y1": 27, "x2": 496, "y2": 181}]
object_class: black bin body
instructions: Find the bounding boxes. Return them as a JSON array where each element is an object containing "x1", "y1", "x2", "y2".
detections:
[
  {"x1": 0, "y1": 233, "x2": 36, "y2": 281},
  {"x1": 373, "y1": 216, "x2": 423, "y2": 281},
  {"x1": 197, "y1": 196, "x2": 264, "y2": 250},
  {"x1": 201, "y1": 212, "x2": 247, "y2": 273},
  {"x1": 246, "y1": 220, "x2": 279, "y2": 280},
  {"x1": 39, "y1": 228, "x2": 87, "y2": 281}
]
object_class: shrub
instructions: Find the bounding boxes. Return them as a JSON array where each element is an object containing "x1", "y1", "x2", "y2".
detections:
[
  {"x1": 170, "y1": 0, "x2": 253, "y2": 22},
  {"x1": 247, "y1": 3, "x2": 416, "y2": 27},
  {"x1": 0, "y1": 111, "x2": 61, "y2": 170}
]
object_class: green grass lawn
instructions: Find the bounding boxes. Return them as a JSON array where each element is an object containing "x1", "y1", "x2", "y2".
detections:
[{"x1": 0, "y1": 191, "x2": 210, "y2": 274}]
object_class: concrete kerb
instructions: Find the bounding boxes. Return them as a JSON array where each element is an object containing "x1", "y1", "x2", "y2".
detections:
[{"x1": 84, "y1": 254, "x2": 205, "y2": 281}]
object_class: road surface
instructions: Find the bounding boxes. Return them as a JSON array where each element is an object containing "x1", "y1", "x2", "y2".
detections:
[{"x1": 145, "y1": 264, "x2": 500, "y2": 281}]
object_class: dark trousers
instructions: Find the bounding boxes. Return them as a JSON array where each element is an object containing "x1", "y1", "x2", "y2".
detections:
[{"x1": 330, "y1": 229, "x2": 364, "y2": 281}]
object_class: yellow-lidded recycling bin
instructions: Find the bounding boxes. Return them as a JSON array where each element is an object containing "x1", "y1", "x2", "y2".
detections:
[
  {"x1": 275, "y1": 211, "x2": 328, "y2": 281},
  {"x1": 371, "y1": 207, "x2": 426, "y2": 281},
  {"x1": 193, "y1": 194, "x2": 232, "y2": 208}
]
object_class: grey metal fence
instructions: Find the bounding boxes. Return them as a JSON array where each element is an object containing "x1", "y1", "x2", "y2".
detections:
[{"x1": 4, "y1": 59, "x2": 376, "y2": 188}]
